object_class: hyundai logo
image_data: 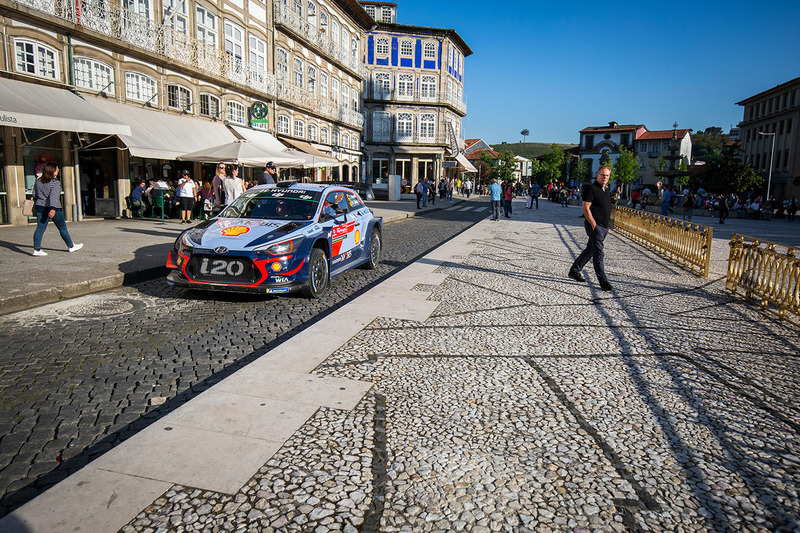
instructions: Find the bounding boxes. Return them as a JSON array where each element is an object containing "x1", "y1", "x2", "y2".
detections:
[{"x1": 214, "y1": 247, "x2": 228, "y2": 254}]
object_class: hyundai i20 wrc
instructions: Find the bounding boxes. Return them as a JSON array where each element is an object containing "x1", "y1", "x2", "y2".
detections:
[{"x1": 166, "y1": 181, "x2": 382, "y2": 297}]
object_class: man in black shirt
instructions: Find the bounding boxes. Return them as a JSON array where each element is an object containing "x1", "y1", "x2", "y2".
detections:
[
  {"x1": 568, "y1": 165, "x2": 613, "y2": 291},
  {"x1": 258, "y1": 161, "x2": 277, "y2": 185}
]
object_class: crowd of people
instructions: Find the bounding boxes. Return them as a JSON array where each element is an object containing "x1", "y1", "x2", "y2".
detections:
[{"x1": 129, "y1": 161, "x2": 280, "y2": 222}]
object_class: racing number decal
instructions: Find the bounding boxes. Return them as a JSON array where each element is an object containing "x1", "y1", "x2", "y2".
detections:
[{"x1": 200, "y1": 258, "x2": 245, "y2": 277}]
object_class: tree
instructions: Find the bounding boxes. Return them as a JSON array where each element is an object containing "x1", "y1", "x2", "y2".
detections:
[
  {"x1": 475, "y1": 152, "x2": 495, "y2": 183},
  {"x1": 541, "y1": 143, "x2": 565, "y2": 183},
  {"x1": 693, "y1": 144, "x2": 762, "y2": 194},
  {"x1": 496, "y1": 150, "x2": 517, "y2": 181},
  {"x1": 691, "y1": 126, "x2": 729, "y2": 163},
  {"x1": 613, "y1": 146, "x2": 640, "y2": 195},
  {"x1": 520, "y1": 129, "x2": 530, "y2": 143},
  {"x1": 570, "y1": 157, "x2": 590, "y2": 183}
]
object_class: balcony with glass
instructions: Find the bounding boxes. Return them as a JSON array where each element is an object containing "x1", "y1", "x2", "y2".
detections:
[
  {"x1": 276, "y1": 79, "x2": 364, "y2": 129},
  {"x1": 364, "y1": 84, "x2": 467, "y2": 115}
]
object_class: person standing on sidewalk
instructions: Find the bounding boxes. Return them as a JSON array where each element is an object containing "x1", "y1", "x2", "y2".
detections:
[
  {"x1": 222, "y1": 166, "x2": 246, "y2": 205},
  {"x1": 31, "y1": 162, "x2": 83, "y2": 256},
  {"x1": 502, "y1": 179, "x2": 514, "y2": 218},
  {"x1": 415, "y1": 180, "x2": 424, "y2": 209},
  {"x1": 718, "y1": 193, "x2": 730, "y2": 224},
  {"x1": 258, "y1": 161, "x2": 278, "y2": 185},
  {"x1": 212, "y1": 162, "x2": 227, "y2": 208},
  {"x1": 568, "y1": 165, "x2": 613, "y2": 291},
  {"x1": 488, "y1": 178, "x2": 502, "y2": 220},
  {"x1": 177, "y1": 170, "x2": 198, "y2": 224}
]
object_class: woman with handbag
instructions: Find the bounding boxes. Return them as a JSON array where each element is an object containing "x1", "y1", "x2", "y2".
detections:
[{"x1": 31, "y1": 162, "x2": 82, "y2": 256}]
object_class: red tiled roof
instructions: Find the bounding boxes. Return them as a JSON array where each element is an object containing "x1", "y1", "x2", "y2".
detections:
[
  {"x1": 464, "y1": 139, "x2": 481, "y2": 148},
  {"x1": 466, "y1": 148, "x2": 499, "y2": 159},
  {"x1": 637, "y1": 129, "x2": 691, "y2": 140}
]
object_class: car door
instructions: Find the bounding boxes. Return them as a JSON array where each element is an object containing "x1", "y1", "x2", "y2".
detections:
[
  {"x1": 345, "y1": 191, "x2": 369, "y2": 261},
  {"x1": 321, "y1": 190, "x2": 358, "y2": 271}
]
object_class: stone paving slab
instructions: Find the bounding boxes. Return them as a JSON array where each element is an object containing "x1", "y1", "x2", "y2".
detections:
[{"x1": 2, "y1": 199, "x2": 800, "y2": 532}]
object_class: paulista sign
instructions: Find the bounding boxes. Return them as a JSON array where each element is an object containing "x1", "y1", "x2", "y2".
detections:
[{"x1": 250, "y1": 101, "x2": 268, "y2": 125}]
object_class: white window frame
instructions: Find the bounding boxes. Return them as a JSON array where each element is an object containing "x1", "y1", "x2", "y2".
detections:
[
  {"x1": 332, "y1": 130, "x2": 340, "y2": 146},
  {"x1": 320, "y1": 127, "x2": 329, "y2": 144},
  {"x1": 372, "y1": 111, "x2": 390, "y2": 142},
  {"x1": 320, "y1": 71, "x2": 328, "y2": 98},
  {"x1": 224, "y1": 20, "x2": 244, "y2": 61},
  {"x1": 424, "y1": 42, "x2": 436, "y2": 59},
  {"x1": 14, "y1": 39, "x2": 58, "y2": 79},
  {"x1": 308, "y1": 123, "x2": 318, "y2": 142},
  {"x1": 400, "y1": 39, "x2": 413, "y2": 57},
  {"x1": 199, "y1": 93, "x2": 220, "y2": 117},
  {"x1": 342, "y1": 133, "x2": 350, "y2": 149},
  {"x1": 167, "y1": 83, "x2": 192, "y2": 110},
  {"x1": 249, "y1": 34, "x2": 267, "y2": 73},
  {"x1": 163, "y1": 0, "x2": 187, "y2": 33},
  {"x1": 331, "y1": 19, "x2": 339, "y2": 47},
  {"x1": 421, "y1": 75, "x2": 436, "y2": 100},
  {"x1": 196, "y1": 6, "x2": 217, "y2": 47},
  {"x1": 381, "y1": 6, "x2": 391, "y2": 23},
  {"x1": 376, "y1": 37, "x2": 389, "y2": 56},
  {"x1": 293, "y1": 58, "x2": 304, "y2": 87},
  {"x1": 320, "y1": 11, "x2": 328, "y2": 34},
  {"x1": 307, "y1": 1, "x2": 316, "y2": 27},
  {"x1": 331, "y1": 78, "x2": 339, "y2": 105},
  {"x1": 420, "y1": 113, "x2": 436, "y2": 140},
  {"x1": 74, "y1": 57, "x2": 114, "y2": 93},
  {"x1": 341, "y1": 82, "x2": 349, "y2": 109},
  {"x1": 350, "y1": 87, "x2": 358, "y2": 112},
  {"x1": 277, "y1": 114, "x2": 290, "y2": 135},
  {"x1": 397, "y1": 112, "x2": 413, "y2": 141},
  {"x1": 226, "y1": 100, "x2": 246, "y2": 125},
  {"x1": 294, "y1": 119, "x2": 305, "y2": 138},
  {"x1": 365, "y1": 5, "x2": 375, "y2": 18},
  {"x1": 276, "y1": 47, "x2": 289, "y2": 80},
  {"x1": 397, "y1": 73, "x2": 414, "y2": 99},
  {"x1": 125, "y1": 71, "x2": 158, "y2": 103},
  {"x1": 124, "y1": 0, "x2": 153, "y2": 19},
  {"x1": 307, "y1": 65, "x2": 316, "y2": 94},
  {"x1": 352, "y1": 38, "x2": 358, "y2": 61}
]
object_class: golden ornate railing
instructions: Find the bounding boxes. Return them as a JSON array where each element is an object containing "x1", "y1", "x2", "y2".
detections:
[
  {"x1": 610, "y1": 206, "x2": 713, "y2": 277},
  {"x1": 726, "y1": 234, "x2": 800, "y2": 322}
]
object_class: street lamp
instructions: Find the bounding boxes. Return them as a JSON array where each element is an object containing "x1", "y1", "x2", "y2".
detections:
[{"x1": 758, "y1": 131, "x2": 776, "y2": 200}]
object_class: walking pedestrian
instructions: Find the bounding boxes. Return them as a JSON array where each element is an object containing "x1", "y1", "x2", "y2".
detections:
[
  {"x1": 212, "y1": 162, "x2": 227, "y2": 208},
  {"x1": 680, "y1": 189, "x2": 694, "y2": 222},
  {"x1": 502, "y1": 180, "x2": 514, "y2": 217},
  {"x1": 31, "y1": 162, "x2": 83, "y2": 256},
  {"x1": 567, "y1": 166, "x2": 613, "y2": 291},
  {"x1": 718, "y1": 194, "x2": 730, "y2": 224},
  {"x1": 177, "y1": 170, "x2": 198, "y2": 223},
  {"x1": 415, "y1": 180, "x2": 424, "y2": 209},
  {"x1": 660, "y1": 186, "x2": 672, "y2": 216},
  {"x1": 488, "y1": 178, "x2": 502, "y2": 220},
  {"x1": 787, "y1": 197, "x2": 797, "y2": 223}
]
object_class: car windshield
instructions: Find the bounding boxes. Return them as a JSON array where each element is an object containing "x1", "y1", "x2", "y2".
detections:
[{"x1": 220, "y1": 190, "x2": 322, "y2": 220}]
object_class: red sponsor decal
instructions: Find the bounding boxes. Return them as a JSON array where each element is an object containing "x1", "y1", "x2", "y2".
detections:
[{"x1": 332, "y1": 222, "x2": 355, "y2": 239}]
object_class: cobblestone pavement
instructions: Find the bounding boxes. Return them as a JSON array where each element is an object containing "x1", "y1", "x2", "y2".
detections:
[
  {"x1": 0, "y1": 202, "x2": 488, "y2": 518},
  {"x1": 122, "y1": 201, "x2": 799, "y2": 532}
]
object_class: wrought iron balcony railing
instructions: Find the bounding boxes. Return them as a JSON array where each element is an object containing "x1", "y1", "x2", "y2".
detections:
[
  {"x1": 368, "y1": 131, "x2": 449, "y2": 145},
  {"x1": 365, "y1": 86, "x2": 467, "y2": 114},
  {"x1": 276, "y1": 80, "x2": 364, "y2": 129},
  {"x1": 273, "y1": 3, "x2": 367, "y2": 79}
]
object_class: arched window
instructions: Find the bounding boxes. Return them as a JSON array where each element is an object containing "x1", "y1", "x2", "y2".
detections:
[
  {"x1": 397, "y1": 73, "x2": 414, "y2": 99},
  {"x1": 332, "y1": 130, "x2": 340, "y2": 146},
  {"x1": 400, "y1": 39, "x2": 413, "y2": 57},
  {"x1": 167, "y1": 83, "x2": 192, "y2": 110},
  {"x1": 308, "y1": 65, "x2": 316, "y2": 94},
  {"x1": 374, "y1": 72, "x2": 390, "y2": 99},
  {"x1": 308, "y1": 123, "x2": 318, "y2": 142},
  {"x1": 125, "y1": 71, "x2": 157, "y2": 102},
  {"x1": 320, "y1": 127, "x2": 329, "y2": 144},
  {"x1": 293, "y1": 58, "x2": 304, "y2": 87},
  {"x1": 320, "y1": 71, "x2": 328, "y2": 98},
  {"x1": 15, "y1": 39, "x2": 58, "y2": 79},
  {"x1": 342, "y1": 133, "x2": 350, "y2": 148},
  {"x1": 277, "y1": 115, "x2": 290, "y2": 134},
  {"x1": 276, "y1": 47, "x2": 289, "y2": 80},
  {"x1": 307, "y1": 1, "x2": 316, "y2": 26},
  {"x1": 320, "y1": 11, "x2": 328, "y2": 34},
  {"x1": 424, "y1": 42, "x2": 436, "y2": 59},
  {"x1": 294, "y1": 119, "x2": 305, "y2": 138},
  {"x1": 420, "y1": 113, "x2": 436, "y2": 139},
  {"x1": 199, "y1": 93, "x2": 220, "y2": 117},
  {"x1": 421, "y1": 75, "x2": 436, "y2": 100},
  {"x1": 226, "y1": 101, "x2": 246, "y2": 124},
  {"x1": 74, "y1": 57, "x2": 114, "y2": 92},
  {"x1": 376, "y1": 37, "x2": 389, "y2": 55},
  {"x1": 397, "y1": 112, "x2": 413, "y2": 141}
]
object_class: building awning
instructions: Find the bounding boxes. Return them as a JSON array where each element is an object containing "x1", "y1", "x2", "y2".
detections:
[
  {"x1": 0, "y1": 77, "x2": 131, "y2": 136},
  {"x1": 456, "y1": 153, "x2": 478, "y2": 173},
  {"x1": 279, "y1": 137, "x2": 339, "y2": 168},
  {"x1": 231, "y1": 126, "x2": 337, "y2": 168},
  {"x1": 89, "y1": 99, "x2": 237, "y2": 160}
]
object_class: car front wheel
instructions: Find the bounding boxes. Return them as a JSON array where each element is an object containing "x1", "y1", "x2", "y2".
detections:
[{"x1": 304, "y1": 247, "x2": 329, "y2": 298}]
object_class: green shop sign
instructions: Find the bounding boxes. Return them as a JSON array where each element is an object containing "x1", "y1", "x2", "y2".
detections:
[{"x1": 249, "y1": 101, "x2": 269, "y2": 124}]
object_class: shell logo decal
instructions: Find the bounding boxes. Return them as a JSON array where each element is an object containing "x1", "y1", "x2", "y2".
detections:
[
  {"x1": 221, "y1": 226, "x2": 251, "y2": 237},
  {"x1": 355, "y1": 229, "x2": 361, "y2": 243}
]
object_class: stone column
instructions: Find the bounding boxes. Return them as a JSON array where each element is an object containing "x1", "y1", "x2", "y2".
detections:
[
  {"x1": 60, "y1": 132, "x2": 78, "y2": 221},
  {"x1": 3, "y1": 126, "x2": 26, "y2": 226}
]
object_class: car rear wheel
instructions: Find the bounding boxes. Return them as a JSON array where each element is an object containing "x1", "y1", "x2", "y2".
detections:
[
  {"x1": 304, "y1": 247, "x2": 329, "y2": 298},
  {"x1": 363, "y1": 229, "x2": 381, "y2": 269}
]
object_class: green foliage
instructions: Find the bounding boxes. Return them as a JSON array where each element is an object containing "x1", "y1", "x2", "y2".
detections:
[
  {"x1": 693, "y1": 144, "x2": 762, "y2": 194},
  {"x1": 475, "y1": 152, "x2": 495, "y2": 182},
  {"x1": 676, "y1": 159, "x2": 690, "y2": 186},
  {"x1": 569, "y1": 158, "x2": 590, "y2": 183},
  {"x1": 497, "y1": 150, "x2": 518, "y2": 181},
  {"x1": 541, "y1": 143, "x2": 565, "y2": 183},
  {"x1": 489, "y1": 141, "x2": 577, "y2": 159},
  {"x1": 691, "y1": 126, "x2": 730, "y2": 162},
  {"x1": 530, "y1": 159, "x2": 548, "y2": 184},
  {"x1": 613, "y1": 146, "x2": 640, "y2": 186}
]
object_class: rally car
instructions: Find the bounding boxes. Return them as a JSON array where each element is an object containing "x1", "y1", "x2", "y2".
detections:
[{"x1": 166, "y1": 181, "x2": 382, "y2": 297}]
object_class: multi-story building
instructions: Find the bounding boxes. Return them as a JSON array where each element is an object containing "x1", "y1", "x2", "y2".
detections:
[
  {"x1": 0, "y1": 0, "x2": 372, "y2": 225},
  {"x1": 634, "y1": 129, "x2": 692, "y2": 185},
  {"x1": 579, "y1": 122, "x2": 691, "y2": 187},
  {"x1": 359, "y1": 1, "x2": 471, "y2": 196},
  {"x1": 737, "y1": 77, "x2": 800, "y2": 199},
  {"x1": 514, "y1": 155, "x2": 531, "y2": 183}
]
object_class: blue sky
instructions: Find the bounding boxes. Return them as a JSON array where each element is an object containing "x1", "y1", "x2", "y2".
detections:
[{"x1": 397, "y1": 0, "x2": 800, "y2": 144}]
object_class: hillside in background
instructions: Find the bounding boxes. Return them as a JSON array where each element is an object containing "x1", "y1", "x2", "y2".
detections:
[{"x1": 488, "y1": 142, "x2": 578, "y2": 158}]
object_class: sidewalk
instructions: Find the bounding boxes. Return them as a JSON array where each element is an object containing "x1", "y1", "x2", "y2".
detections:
[
  {"x1": 1, "y1": 199, "x2": 798, "y2": 532},
  {"x1": 0, "y1": 198, "x2": 459, "y2": 315}
]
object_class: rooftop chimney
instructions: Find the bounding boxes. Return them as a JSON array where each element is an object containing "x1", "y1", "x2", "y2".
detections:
[{"x1": 608, "y1": 121, "x2": 618, "y2": 128}]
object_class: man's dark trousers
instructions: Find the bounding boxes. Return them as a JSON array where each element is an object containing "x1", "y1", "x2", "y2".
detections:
[{"x1": 570, "y1": 221, "x2": 609, "y2": 283}]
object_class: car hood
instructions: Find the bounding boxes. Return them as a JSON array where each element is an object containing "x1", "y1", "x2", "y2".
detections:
[{"x1": 184, "y1": 218, "x2": 314, "y2": 250}]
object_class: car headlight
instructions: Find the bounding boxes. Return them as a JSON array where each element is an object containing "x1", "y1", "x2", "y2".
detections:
[
  {"x1": 177, "y1": 229, "x2": 205, "y2": 254},
  {"x1": 254, "y1": 236, "x2": 304, "y2": 255}
]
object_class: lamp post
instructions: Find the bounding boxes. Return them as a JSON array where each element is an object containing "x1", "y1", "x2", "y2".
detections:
[{"x1": 758, "y1": 131, "x2": 776, "y2": 200}]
